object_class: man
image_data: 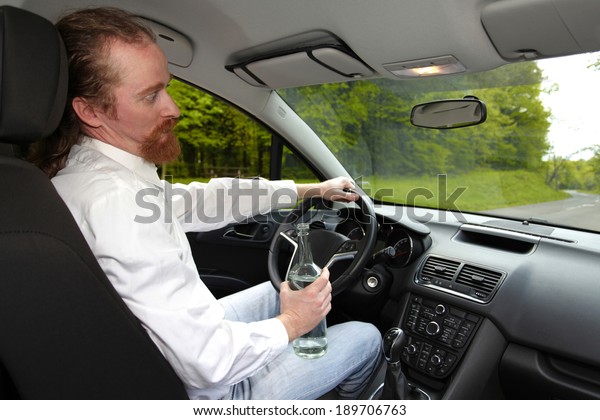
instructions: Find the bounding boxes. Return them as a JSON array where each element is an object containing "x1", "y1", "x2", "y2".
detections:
[{"x1": 30, "y1": 7, "x2": 381, "y2": 399}]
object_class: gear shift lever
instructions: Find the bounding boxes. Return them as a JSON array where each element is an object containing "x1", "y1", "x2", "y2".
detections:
[
  {"x1": 381, "y1": 327, "x2": 410, "y2": 399},
  {"x1": 383, "y1": 327, "x2": 406, "y2": 366}
]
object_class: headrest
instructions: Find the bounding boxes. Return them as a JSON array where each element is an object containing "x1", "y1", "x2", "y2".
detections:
[{"x1": 0, "y1": 6, "x2": 68, "y2": 144}]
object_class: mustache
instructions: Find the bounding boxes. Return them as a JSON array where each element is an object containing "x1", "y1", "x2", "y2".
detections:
[{"x1": 157, "y1": 117, "x2": 179, "y2": 133}]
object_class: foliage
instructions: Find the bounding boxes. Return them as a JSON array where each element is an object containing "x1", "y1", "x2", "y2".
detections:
[
  {"x1": 164, "y1": 60, "x2": 598, "y2": 210},
  {"x1": 165, "y1": 80, "x2": 271, "y2": 178},
  {"x1": 543, "y1": 56, "x2": 600, "y2": 192},
  {"x1": 586, "y1": 147, "x2": 600, "y2": 193},
  {"x1": 279, "y1": 61, "x2": 551, "y2": 178}
]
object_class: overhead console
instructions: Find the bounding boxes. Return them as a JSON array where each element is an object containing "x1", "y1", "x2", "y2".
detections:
[{"x1": 225, "y1": 31, "x2": 374, "y2": 88}]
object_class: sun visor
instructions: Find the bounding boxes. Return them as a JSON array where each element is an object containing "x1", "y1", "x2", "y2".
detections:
[
  {"x1": 226, "y1": 32, "x2": 374, "y2": 88},
  {"x1": 481, "y1": 0, "x2": 600, "y2": 60},
  {"x1": 138, "y1": 18, "x2": 193, "y2": 68}
]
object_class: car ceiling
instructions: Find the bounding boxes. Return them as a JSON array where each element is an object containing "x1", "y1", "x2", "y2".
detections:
[{"x1": 9, "y1": 0, "x2": 600, "y2": 112}]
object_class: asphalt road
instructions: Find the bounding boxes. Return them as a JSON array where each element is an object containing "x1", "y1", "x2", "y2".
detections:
[{"x1": 483, "y1": 190, "x2": 600, "y2": 231}]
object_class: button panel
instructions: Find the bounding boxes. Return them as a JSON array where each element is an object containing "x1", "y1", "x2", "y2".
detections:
[{"x1": 401, "y1": 295, "x2": 481, "y2": 379}]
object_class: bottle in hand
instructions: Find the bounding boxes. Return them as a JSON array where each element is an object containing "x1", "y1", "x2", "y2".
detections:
[{"x1": 288, "y1": 223, "x2": 327, "y2": 359}]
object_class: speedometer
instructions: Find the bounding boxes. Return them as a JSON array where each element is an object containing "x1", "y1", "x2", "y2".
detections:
[
  {"x1": 336, "y1": 219, "x2": 365, "y2": 240},
  {"x1": 388, "y1": 228, "x2": 413, "y2": 268}
]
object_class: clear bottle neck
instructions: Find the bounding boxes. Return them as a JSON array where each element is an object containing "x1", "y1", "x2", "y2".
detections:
[{"x1": 296, "y1": 223, "x2": 314, "y2": 264}]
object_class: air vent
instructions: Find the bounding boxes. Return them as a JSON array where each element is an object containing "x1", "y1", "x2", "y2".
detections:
[
  {"x1": 420, "y1": 256, "x2": 460, "y2": 282},
  {"x1": 416, "y1": 255, "x2": 506, "y2": 303},
  {"x1": 456, "y1": 265, "x2": 503, "y2": 301}
]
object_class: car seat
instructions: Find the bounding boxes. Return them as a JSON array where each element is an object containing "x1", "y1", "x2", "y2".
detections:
[{"x1": 0, "y1": 5, "x2": 188, "y2": 399}]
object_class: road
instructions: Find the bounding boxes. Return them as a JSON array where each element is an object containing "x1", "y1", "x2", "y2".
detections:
[{"x1": 483, "y1": 190, "x2": 600, "y2": 231}]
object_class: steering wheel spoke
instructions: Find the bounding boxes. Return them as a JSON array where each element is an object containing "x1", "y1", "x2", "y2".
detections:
[
  {"x1": 324, "y1": 252, "x2": 357, "y2": 270},
  {"x1": 279, "y1": 228, "x2": 298, "y2": 246},
  {"x1": 324, "y1": 239, "x2": 358, "y2": 267}
]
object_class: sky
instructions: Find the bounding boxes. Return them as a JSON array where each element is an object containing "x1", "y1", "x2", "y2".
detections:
[{"x1": 538, "y1": 52, "x2": 600, "y2": 159}]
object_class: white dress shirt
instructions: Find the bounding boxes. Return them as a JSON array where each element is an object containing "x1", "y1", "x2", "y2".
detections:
[{"x1": 52, "y1": 137, "x2": 297, "y2": 399}]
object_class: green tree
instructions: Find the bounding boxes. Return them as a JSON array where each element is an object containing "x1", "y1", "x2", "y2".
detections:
[
  {"x1": 166, "y1": 80, "x2": 271, "y2": 179},
  {"x1": 588, "y1": 147, "x2": 600, "y2": 192},
  {"x1": 280, "y1": 60, "x2": 550, "y2": 177}
]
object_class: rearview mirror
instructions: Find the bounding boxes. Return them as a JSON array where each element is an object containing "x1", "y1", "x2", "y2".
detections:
[{"x1": 410, "y1": 96, "x2": 486, "y2": 129}]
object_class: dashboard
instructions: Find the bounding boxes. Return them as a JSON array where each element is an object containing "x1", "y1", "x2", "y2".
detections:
[
  {"x1": 195, "y1": 202, "x2": 600, "y2": 399},
  {"x1": 328, "y1": 204, "x2": 600, "y2": 399}
]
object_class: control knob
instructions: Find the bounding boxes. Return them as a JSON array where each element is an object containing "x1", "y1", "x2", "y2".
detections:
[
  {"x1": 430, "y1": 354, "x2": 443, "y2": 366},
  {"x1": 425, "y1": 321, "x2": 441, "y2": 336}
]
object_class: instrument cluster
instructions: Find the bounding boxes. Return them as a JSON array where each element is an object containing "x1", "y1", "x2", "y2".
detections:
[{"x1": 335, "y1": 212, "x2": 428, "y2": 268}]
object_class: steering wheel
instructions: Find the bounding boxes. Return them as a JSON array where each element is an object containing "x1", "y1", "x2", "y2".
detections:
[{"x1": 268, "y1": 191, "x2": 378, "y2": 296}]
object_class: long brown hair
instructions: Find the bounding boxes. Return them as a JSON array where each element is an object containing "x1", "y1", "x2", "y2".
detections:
[{"x1": 28, "y1": 7, "x2": 156, "y2": 177}]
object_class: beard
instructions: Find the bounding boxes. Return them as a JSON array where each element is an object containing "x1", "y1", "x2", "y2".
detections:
[{"x1": 140, "y1": 118, "x2": 181, "y2": 164}]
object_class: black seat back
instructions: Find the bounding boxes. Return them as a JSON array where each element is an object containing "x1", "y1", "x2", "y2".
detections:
[{"x1": 0, "y1": 5, "x2": 188, "y2": 399}]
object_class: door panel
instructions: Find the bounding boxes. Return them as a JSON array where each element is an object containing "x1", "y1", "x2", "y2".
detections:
[{"x1": 187, "y1": 213, "x2": 290, "y2": 298}]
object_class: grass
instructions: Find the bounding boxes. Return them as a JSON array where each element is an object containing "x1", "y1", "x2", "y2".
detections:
[
  {"x1": 366, "y1": 169, "x2": 570, "y2": 212},
  {"x1": 166, "y1": 170, "x2": 571, "y2": 212}
]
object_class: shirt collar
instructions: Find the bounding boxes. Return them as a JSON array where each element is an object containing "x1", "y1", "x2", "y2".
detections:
[{"x1": 80, "y1": 136, "x2": 163, "y2": 188}]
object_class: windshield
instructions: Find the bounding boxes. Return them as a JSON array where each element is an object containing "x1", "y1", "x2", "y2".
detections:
[{"x1": 278, "y1": 53, "x2": 600, "y2": 233}]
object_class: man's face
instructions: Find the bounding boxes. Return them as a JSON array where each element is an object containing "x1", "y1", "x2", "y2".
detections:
[{"x1": 94, "y1": 39, "x2": 181, "y2": 163}]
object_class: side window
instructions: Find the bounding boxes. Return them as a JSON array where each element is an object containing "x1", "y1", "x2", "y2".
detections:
[
  {"x1": 165, "y1": 79, "x2": 319, "y2": 185},
  {"x1": 281, "y1": 147, "x2": 319, "y2": 184}
]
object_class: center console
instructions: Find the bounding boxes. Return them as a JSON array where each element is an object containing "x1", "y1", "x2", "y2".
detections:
[{"x1": 400, "y1": 294, "x2": 481, "y2": 382}]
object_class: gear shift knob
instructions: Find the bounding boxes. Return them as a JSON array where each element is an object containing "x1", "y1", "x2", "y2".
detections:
[
  {"x1": 380, "y1": 327, "x2": 410, "y2": 400},
  {"x1": 383, "y1": 327, "x2": 406, "y2": 367}
]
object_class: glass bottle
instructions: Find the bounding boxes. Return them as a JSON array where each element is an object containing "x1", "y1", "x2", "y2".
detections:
[{"x1": 288, "y1": 223, "x2": 328, "y2": 359}]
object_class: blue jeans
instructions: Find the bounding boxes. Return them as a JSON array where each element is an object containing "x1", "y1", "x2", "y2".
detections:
[{"x1": 219, "y1": 281, "x2": 382, "y2": 400}]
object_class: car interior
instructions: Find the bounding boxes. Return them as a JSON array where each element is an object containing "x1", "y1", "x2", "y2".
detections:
[{"x1": 1, "y1": 0, "x2": 600, "y2": 400}]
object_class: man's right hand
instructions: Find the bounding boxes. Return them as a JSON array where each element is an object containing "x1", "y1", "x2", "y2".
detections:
[{"x1": 277, "y1": 267, "x2": 332, "y2": 341}]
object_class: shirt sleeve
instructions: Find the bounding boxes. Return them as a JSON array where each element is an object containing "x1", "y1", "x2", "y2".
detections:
[
  {"x1": 165, "y1": 177, "x2": 298, "y2": 232},
  {"x1": 76, "y1": 182, "x2": 290, "y2": 392}
]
